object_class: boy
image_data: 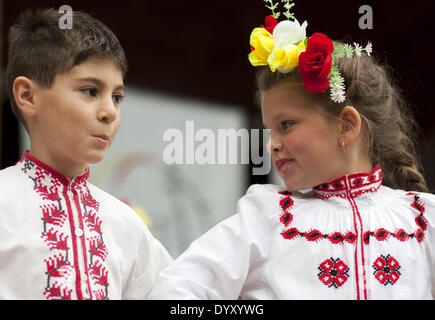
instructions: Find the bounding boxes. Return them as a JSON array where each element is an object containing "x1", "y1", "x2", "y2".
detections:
[{"x1": 0, "y1": 8, "x2": 172, "y2": 299}]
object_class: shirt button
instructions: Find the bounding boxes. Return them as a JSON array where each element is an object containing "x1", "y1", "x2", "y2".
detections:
[
  {"x1": 67, "y1": 191, "x2": 74, "y2": 198},
  {"x1": 75, "y1": 228, "x2": 84, "y2": 237},
  {"x1": 81, "y1": 273, "x2": 88, "y2": 281}
]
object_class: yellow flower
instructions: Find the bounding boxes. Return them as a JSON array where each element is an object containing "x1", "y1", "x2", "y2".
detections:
[
  {"x1": 268, "y1": 40, "x2": 307, "y2": 73},
  {"x1": 248, "y1": 27, "x2": 274, "y2": 66}
]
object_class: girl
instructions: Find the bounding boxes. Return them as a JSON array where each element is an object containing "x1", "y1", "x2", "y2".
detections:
[{"x1": 149, "y1": 4, "x2": 434, "y2": 300}]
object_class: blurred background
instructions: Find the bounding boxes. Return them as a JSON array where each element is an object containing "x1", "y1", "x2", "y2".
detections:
[{"x1": 1, "y1": 0, "x2": 434, "y2": 257}]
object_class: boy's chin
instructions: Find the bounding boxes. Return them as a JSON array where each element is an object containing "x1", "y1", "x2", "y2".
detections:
[{"x1": 84, "y1": 151, "x2": 108, "y2": 164}]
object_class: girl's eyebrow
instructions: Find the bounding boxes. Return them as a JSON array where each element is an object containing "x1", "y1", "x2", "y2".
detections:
[{"x1": 262, "y1": 119, "x2": 269, "y2": 129}]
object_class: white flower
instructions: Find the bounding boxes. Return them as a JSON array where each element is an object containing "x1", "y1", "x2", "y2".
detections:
[
  {"x1": 331, "y1": 84, "x2": 345, "y2": 94},
  {"x1": 344, "y1": 44, "x2": 353, "y2": 57},
  {"x1": 354, "y1": 43, "x2": 362, "y2": 57},
  {"x1": 273, "y1": 19, "x2": 308, "y2": 49},
  {"x1": 330, "y1": 84, "x2": 346, "y2": 103},
  {"x1": 328, "y1": 65, "x2": 346, "y2": 103},
  {"x1": 365, "y1": 42, "x2": 373, "y2": 56},
  {"x1": 331, "y1": 91, "x2": 346, "y2": 103}
]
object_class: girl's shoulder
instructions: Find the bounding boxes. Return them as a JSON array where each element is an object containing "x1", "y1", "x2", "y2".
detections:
[
  {"x1": 245, "y1": 183, "x2": 311, "y2": 197},
  {"x1": 239, "y1": 184, "x2": 315, "y2": 215},
  {"x1": 380, "y1": 186, "x2": 435, "y2": 205}
]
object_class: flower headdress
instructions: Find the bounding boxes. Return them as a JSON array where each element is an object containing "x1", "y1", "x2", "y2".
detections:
[{"x1": 249, "y1": 0, "x2": 372, "y2": 103}]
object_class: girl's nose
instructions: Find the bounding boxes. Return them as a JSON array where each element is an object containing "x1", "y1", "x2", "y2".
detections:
[{"x1": 268, "y1": 132, "x2": 283, "y2": 153}]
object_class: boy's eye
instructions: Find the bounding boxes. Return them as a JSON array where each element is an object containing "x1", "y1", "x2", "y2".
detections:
[
  {"x1": 81, "y1": 88, "x2": 98, "y2": 97},
  {"x1": 281, "y1": 121, "x2": 294, "y2": 130},
  {"x1": 112, "y1": 94, "x2": 125, "y2": 104}
]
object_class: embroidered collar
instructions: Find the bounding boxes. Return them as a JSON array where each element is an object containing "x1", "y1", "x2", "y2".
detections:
[
  {"x1": 17, "y1": 150, "x2": 90, "y2": 191},
  {"x1": 313, "y1": 166, "x2": 383, "y2": 199}
]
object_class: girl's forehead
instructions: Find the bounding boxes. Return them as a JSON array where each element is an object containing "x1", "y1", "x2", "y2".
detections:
[
  {"x1": 261, "y1": 85, "x2": 316, "y2": 115},
  {"x1": 261, "y1": 85, "x2": 336, "y2": 128}
]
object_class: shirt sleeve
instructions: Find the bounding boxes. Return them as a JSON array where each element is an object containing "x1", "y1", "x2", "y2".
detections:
[
  {"x1": 148, "y1": 185, "x2": 271, "y2": 300},
  {"x1": 122, "y1": 218, "x2": 173, "y2": 300}
]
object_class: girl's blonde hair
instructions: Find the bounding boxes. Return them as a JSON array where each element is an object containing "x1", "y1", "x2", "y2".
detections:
[{"x1": 256, "y1": 42, "x2": 428, "y2": 192}]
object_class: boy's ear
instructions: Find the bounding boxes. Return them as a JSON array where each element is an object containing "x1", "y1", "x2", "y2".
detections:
[
  {"x1": 338, "y1": 106, "x2": 362, "y2": 147},
  {"x1": 13, "y1": 76, "x2": 38, "y2": 118}
]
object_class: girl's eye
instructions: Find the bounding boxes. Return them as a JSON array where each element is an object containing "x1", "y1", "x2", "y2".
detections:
[
  {"x1": 81, "y1": 88, "x2": 98, "y2": 97},
  {"x1": 281, "y1": 121, "x2": 294, "y2": 130},
  {"x1": 112, "y1": 94, "x2": 125, "y2": 104}
]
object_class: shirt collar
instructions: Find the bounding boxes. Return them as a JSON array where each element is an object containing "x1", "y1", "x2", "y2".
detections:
[
  {"x1": 16, "y1": 150, "x2": 90, "y2": 190},
  {"x1": 313, "y1": 166, "x2": 383, "y2": 199}
]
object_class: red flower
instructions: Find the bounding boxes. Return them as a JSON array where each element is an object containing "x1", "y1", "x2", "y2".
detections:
[
  {"x1": 318, "y1": 257, "x2": 349, "y2": 288},
  {"x1": 373, "y1": 254, "x2": 401, "y2": 286},
  {"x1": 298, "y1": 33, "x2": 334, "y2": 93},
  {"x1": 250, "y1": 16, "x2": 278, "y2": 52},
  {"x1": 260, "y1": 15, "x2": 278, "y2": 34}
]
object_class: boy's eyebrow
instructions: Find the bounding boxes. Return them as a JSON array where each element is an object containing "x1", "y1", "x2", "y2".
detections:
[{"x1": 75, "y1": 77, "x2": 125, "y2": 92}]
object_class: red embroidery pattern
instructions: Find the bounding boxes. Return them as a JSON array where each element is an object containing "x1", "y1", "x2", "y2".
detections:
[
  {"x1": 278, "y1": 191, "x2": 294, "y2": 229},
  {"x1": 281, "y1": 228, "x2": 357, "y2": 244},
  {"x1": 19, "y1": 157, "x2": 72, "y2": 299},
  {"x1": 278, "y1": 190, "x2": 359, "y2": 245},
  {"x1": 44, "y1": 281, "x2": 73, "y2": 300},
  {"x1": 372, "y1": 254, "x2": 401, "y2": 286},
  {"x1": 362, "y1": 194, "x2": 427, "y2": 245},
  {"x1": 279, "y1": 170, "x2": 427, "y2": 246},
  {"x1": 318, "y1": 257, "x2": 350, "y2": 288},
  {"x1": 18, "y1": 152, "x2": 110, "y2": 300},
  {"x1": 314, "y1": 166, "x2": 383, "y2": 199}
]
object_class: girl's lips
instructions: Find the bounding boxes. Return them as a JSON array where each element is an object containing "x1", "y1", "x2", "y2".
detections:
[{"x1": 275, "y1": 159, "x2": 294, "y2": 171}]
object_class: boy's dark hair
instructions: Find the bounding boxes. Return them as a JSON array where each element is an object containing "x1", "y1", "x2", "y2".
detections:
[{"x1": 5, "y1": 8, "x2": 128, "y2": 129}]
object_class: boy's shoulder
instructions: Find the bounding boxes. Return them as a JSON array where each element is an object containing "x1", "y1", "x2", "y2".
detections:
[
  {"x1": 0, "y1": 165, "x2": 24, "y2": 197},
  {"x1": 86, "y1": 182, "x2": 146, "y2": 228}
]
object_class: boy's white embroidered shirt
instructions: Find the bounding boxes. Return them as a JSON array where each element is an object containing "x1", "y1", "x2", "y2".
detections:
[
  {"x1": 0, "y1": 151, "x2": 172, "y2": 300},
  {"x1": 149, "y1": 166, "x2": 435, "y2": 300}
]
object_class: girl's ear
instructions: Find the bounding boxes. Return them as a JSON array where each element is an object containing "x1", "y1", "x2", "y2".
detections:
[
  {"x1": 13, "y1": 76, "x2": 38, "y2": 118},
  {"x1": 338, "y1": 106, "x2": 362, "y2": 148}
]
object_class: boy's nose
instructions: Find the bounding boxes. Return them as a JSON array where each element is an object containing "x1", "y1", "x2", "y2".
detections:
[{"x1": 98, "y1": 97, "x2": 118, "y2": 123}]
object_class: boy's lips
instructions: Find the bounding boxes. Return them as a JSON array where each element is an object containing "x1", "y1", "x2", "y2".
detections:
[
  {"x1": 275, "y1": 158, "x2": 294, "y2": 171},
  {"x1": 92, "y1": 134, "x2": 110, "y2": 145}
]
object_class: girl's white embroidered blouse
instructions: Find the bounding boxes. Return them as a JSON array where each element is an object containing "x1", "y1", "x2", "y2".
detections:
[{"x1": 150, "y1": 166, "x2": 435, "y2": 300}]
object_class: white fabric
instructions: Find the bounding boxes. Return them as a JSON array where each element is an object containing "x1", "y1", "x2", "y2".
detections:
[
  {"x1": 0, "y1": 151, "x2": 172, "y2": 300},
  {"x1": 149, "y1": 166, "x2": 435, "y2": 300}
]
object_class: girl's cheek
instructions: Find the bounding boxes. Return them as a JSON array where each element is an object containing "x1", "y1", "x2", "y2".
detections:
[{"x1": 284, "y1": 132, "x2": 305, "y2": 154}]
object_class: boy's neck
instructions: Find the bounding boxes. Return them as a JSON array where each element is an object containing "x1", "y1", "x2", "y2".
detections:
[{"x1": 28, "y1": 147, "x2": 88, "y2": 181}]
